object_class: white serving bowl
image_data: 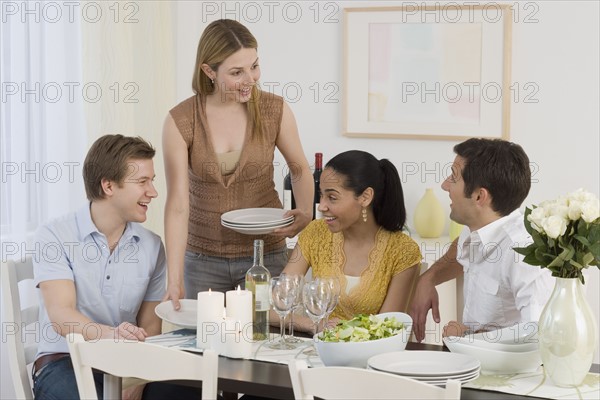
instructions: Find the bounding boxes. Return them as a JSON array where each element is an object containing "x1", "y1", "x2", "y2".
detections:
[
  {"x1": 449, "y1": 322, "x2": 539, "y2": 353},
  {"x1": 447, "y1": 335, "x2": 538, "y2": 353},
  {"x1": 314, "y1": 312, "x2": 412, "y2": 368},
  {"x1": 470, "y1": 322, "x2": 539, "y2": 348},
  {"x1": 443, "y1": 337, "x2": 542, "y2": 374}
]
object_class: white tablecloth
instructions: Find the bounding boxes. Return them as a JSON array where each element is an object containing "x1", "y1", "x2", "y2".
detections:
[
  {"x1": 146, "y1": 329, "x2": 324, "y2": 367},
  {"x1": 464, "y1": 367, "x2": 600, "y2": 399}
]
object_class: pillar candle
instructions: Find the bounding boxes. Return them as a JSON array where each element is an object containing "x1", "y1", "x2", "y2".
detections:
[
  {"x1": 196, "y1": 289, "x2": 225, "y2": 349},
  {"x1": 226, "y1": 286, "x2": 253, "y2": 344},
  {"x1": 222, "y1": 317, "x2": 252, "y2": 359}
]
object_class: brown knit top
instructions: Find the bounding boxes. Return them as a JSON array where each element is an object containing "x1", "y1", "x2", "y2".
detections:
[{"x1": 169, "y1": 91, "x2": 286, "y2": 258}]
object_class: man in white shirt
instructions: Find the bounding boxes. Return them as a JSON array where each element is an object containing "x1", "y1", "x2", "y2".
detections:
[{"x1": 409, "y1": 138, "x2": 553, "y2": 342}]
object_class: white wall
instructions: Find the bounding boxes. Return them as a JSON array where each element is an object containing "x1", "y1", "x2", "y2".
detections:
[
  {"x1": 2, "y1": 4, "x2": 598, "y2": 398},
  {"x1": 174, "y1": 0, "x2": 599, "y2": 362}
]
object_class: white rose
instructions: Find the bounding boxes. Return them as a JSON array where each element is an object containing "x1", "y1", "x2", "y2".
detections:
[
  {"x1": 539, "y1": 200, "x2": 555, "y2": 209},
  {"x1": 567, "y1": 200, "x2": 583, "y2": 221},
  {"x1": 528, "y1": 207, "x2": 547, "y2": 233},
  {"x1": 542, "y1": 215, "x2": 568, "y2": 239},
  {"x1": 569, "y1": 188, "x2": 596, "y2": 203},
  {"x1": 547, "y1": 204, "x2": 569, "y2": 220},
  {"x1": 554, "y1": 196, "x2": 569, "y2": 207},
  {"x1": 581, "y1": 198, "x2": 600, "y2": 223}
]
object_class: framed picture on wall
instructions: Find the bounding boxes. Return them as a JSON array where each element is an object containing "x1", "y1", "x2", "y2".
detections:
[{"x1": 343, "y1": 5, "x2": 512, "y2": 140}]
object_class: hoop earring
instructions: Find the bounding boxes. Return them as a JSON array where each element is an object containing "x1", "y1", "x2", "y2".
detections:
[{"x1": 362, "y1": 208, "x2": 367, "y2": 223}]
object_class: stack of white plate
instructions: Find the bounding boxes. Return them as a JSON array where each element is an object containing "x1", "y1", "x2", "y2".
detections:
[
  {"x1": 367, "y1": 351, "x2": 480, "y2": 386},
  {"x1": 221, "y1": 208, "x2": 294, "y2": 235}
]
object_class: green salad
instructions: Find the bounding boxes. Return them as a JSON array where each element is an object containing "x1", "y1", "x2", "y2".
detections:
[{"x1": 319, "y1": 314, "x2": 404, "y2": 342}]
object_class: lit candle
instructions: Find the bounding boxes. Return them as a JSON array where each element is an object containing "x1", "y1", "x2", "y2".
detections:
[
  {"x1": 225, "y1": 285, "x2": 253, "y2": 357},
  {"x1": 196, "y1": 289, "x2": 225, "y2": 349}
]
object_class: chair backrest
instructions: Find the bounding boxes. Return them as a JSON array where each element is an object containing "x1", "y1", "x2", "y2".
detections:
[
  {"x1": 1, "y1": 257, "x2": 37, "y2": 400},
  {"x1": 289, "y1": 359, "x2": 461, "y2": 400},
  {"x1": 66, "y1": 333, "x2": 218, "y2": 400}
]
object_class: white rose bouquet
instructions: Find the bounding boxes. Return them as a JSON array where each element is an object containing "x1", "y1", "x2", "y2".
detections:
[{"x1": 514, "y1": 189, "x2": 600, "y2": 283}]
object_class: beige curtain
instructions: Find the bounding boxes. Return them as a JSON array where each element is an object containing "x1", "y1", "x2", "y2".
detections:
[{"x1": 81, "y1": 1, "x2": 176, "y2": 235}]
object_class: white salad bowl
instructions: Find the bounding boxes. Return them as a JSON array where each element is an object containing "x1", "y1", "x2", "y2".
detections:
[
  {"x1": 314, "y1": 312, "x2": 413, "y2": 368},
  {"x1": 469, "y1": 322, "x2": 539, "y2": 350},
  {"x1": 446, "y1": 322, "x2": 539, "y2": 353},
  {"x1": 443, "y1": 338, "x2": 541, "y2": 374}
]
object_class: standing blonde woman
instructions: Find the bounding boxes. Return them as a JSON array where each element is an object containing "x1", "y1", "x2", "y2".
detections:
[{"x1": 163, "y1": 19, "x2": 313, "y2": 308}]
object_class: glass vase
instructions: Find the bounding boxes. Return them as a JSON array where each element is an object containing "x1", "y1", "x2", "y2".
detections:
[{"x1": 539, "y1": 277, "x2": 598, "y2": 387}]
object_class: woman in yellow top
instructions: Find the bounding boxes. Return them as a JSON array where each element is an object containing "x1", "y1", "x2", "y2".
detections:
[{"x1": 283, "y1": 150, "x2": 422, "y2": 331}]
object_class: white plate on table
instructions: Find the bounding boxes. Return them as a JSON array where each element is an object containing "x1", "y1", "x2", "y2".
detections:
[
  {"x1": 369, "y1": 366, "x2": 480, "y2": 382},
  {"x1": 221, "y1": 208, "x2": 292, "y2": 225},
  {"x1": 155, "y1": 299, "x2": 197, "y2": 329},
  {"x1": 406, "y1": 371, "x2": 480, "y2": 386},
  {"x1": 367, "y1": 351, "x2": 480, "y2": 377}
]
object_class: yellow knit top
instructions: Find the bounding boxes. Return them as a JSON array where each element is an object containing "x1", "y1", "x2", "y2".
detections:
[{"x1": 298, "y1": 220, "x2": 422, "y2": 320}]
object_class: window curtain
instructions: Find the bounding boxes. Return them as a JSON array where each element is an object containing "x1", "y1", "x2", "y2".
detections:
[
  {"x1": 1, "y1": 2, "x2": 175, "y2": 397},
  {"x1": 1, "y1": 2, "x2": 87, "y2": 245},
  {"x1": 1, "y1": 3, "x2": 87, "y2": 398},
  {"x1": 80, "y1": 1, "x2": 175, "y2": 235}
]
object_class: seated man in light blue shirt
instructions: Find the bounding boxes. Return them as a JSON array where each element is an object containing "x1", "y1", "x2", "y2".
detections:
[{"x1": 32, "y1": 134, "x2": 199, "y2": 400}]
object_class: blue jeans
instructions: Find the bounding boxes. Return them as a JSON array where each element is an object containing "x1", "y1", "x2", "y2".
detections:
[
  {"x1": 33, "y1": 356, "x2": 103, "y2": 400},
  {"x1": 184, "y1": 246, "x2": 288, "y2": 295}
]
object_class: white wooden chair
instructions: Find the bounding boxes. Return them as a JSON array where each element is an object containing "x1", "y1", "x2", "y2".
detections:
[
  {"x1": 1, "y1": 257, "x2": 38, "y2": 399},
  {"x1": 289, "y1": 360, "x2": 461, "y2": 400},
  {"x1": 66, "y1": 333, "x2": 218, "y2": 400}
]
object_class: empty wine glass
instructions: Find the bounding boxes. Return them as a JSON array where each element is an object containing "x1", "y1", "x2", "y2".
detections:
[
  {"x1": 268, "y1": 275, "x2": 297, "y2": 350},
  {"x1": 302, "y1": 278, "x2": 332, "y2": 335},
  {"x1": 301, "y1": 278, "x2": 332, "y2": 356},
  {"x1": 284, "y1": 274, "x2": 304, "y2": 344},
  {"x1": 321, "y1": 276, "x2": 341, "y2": 329}
]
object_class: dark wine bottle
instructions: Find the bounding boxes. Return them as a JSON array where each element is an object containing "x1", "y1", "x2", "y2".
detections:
[
  {"x1": 313, "y1": 153, "x2": 323, "y2": 220},
  {"x1": 283, "y1": 172, "x2": 296, "y2": 210}
]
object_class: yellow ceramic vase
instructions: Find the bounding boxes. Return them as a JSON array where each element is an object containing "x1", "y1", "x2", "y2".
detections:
[
  {"x1": 449, "y1": 220, "x2": 464, "y2": 241},
  {"x1": 413, "y1": 188, "x2": 445, "y2": 238}
]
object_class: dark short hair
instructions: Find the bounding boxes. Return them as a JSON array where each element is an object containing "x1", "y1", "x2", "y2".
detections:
[
  {"x1": 325, "y1": 150, "x2": 406, "y2": 231},
  {"x1": 454, "y1": 138, "x2": 530, "y2": 216},
  {"x1": 83, "y1": 134, "x2": 155, "y2": 201}
]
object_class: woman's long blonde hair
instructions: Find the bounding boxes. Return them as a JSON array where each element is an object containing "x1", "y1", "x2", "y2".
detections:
[{"x1": 192, "y1": 19, "x2": 263, "y2": 141}]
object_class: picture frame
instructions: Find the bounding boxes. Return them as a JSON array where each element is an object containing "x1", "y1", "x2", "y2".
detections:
[{"x1": 343, "y1": 5, "x2": 512, "y2": 140}]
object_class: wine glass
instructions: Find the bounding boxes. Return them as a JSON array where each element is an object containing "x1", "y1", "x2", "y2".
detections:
[
  {"x1": 268, "y1": 275, "x2": 297, "y2": 350},
  {"x1": 302, "y1": 278, "x2": 332, "y2": 335},
  {"x1": 285, "y1": 274, "x2": 304, "y2": 344},
  {"x1": 301, "y1": 278, "x2": 332, "y2": 356},
  {"x1": 321, "y1": 276, "x2": 341, "y2": 330}
]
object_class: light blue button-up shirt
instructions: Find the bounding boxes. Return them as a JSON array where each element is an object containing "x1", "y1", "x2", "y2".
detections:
[{"x1": 33, "y1": 204, "x2": 166, "y2": 358}]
